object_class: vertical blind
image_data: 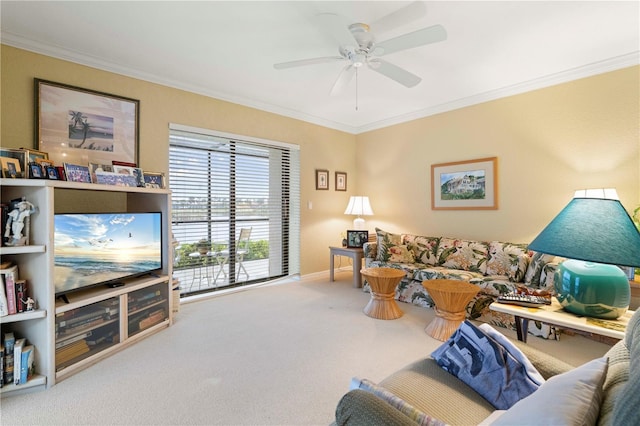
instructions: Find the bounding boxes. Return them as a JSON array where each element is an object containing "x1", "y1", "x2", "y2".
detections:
[{"x1": 169, "y1": 124, "x2": 300, "y2": 290}]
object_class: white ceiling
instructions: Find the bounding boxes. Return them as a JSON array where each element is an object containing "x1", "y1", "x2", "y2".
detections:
[{"x1": 2, "y1": 1, "x2": 639, "y2": 134}]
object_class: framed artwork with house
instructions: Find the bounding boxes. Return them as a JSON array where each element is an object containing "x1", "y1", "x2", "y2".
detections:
[{"x1": 431, "y1": 157, "x2": 498, "y2": 210}]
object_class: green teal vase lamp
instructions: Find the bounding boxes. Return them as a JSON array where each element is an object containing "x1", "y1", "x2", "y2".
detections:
[{"x1": 528, "y1": 189, "x2": 640, "y2": 319}]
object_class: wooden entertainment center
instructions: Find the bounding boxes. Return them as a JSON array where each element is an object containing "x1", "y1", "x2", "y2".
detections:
[{"x1": 0, "y1": 179, "x2": 173, "y2": 396}]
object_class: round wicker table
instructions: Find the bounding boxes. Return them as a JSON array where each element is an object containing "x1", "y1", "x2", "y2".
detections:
[
  {"x1": 422, "y1": 279, "x2": 480, "y2": 341},
  {"x1": 361, "y1": 267, "x2": 406, "y2": 320}
]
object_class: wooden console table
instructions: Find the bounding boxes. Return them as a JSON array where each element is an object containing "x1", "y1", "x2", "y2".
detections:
[
  {"x1": 329, "y1": 246, "x2": 364, "y2": 288},
  {"x1": 490, "y1": 298, "x2": 633, "y2": 343}
]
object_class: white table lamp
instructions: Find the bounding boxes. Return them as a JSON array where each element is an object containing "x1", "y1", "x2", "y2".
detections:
[{"x1": 344, "y1": 196, "x2": 374, "y2": 230}]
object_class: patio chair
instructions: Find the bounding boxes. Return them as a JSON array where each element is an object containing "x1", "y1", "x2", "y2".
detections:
[{"x1": 218, "y1": 227, "x2": 252, "y2": 282}]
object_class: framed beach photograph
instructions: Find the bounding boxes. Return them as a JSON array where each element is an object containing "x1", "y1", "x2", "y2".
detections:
[
  {"x1": 431, "y1": 157, "x2": 498, "y2": 210},
  {"x1": 315, "y1": 169, "x2": 329, "y2": 190},
  {"x1": 346, "y1": 230, "x2": 368, "y2": 248},
  {"x1": 335, "y1": 171, "x2": 347, "y2": 191},
  {"x1": 35, "y1": 79, "x2": 139, "y2": 167}
]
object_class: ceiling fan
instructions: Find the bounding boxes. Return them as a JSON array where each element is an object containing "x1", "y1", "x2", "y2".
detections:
[{"x1": 273, "y1": 2, "x2": 447, "y2": 96}]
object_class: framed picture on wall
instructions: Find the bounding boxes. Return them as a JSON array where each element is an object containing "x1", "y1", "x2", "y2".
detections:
[
  {"x1": 335, "y1": 171, "x2": 347, "y2": 191},
  {"x1": 35, "y1": 78, "x2": 140, "y2": 167},
  {"x1": 315, "y1": 169, "x2": 329, "y2": 190},
  {"x1": 431, "y1": 157, "x2": 498, "y2": 210}
]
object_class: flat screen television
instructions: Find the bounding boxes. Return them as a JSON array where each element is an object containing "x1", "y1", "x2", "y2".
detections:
[{"x1": 54, "y1": 212, "x2": 163, "y2": 298}]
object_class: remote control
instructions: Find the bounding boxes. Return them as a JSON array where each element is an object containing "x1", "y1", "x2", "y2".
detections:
[{"x1": 497, "y1": 293, "x2": 551, "y2": 308}]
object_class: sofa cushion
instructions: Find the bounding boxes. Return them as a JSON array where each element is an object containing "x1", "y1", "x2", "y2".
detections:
[
  {"x1": 524, "y1": 251, "x2": 556, "y2": 287},
  {"x1": 437, "y1": 238, "x2": 488, "y2": 274},
  {"x1": 335, "y1": 389, "x2": 422, "y2": 426},
  {"x1": 379, "y1": 358, "x2": 495, "y2": 425},
  {"x1": 403, "y1": 234, "x2": 440, "y2": 266},
  {"x1": 485, "y1": 242, "x2": 530, "y2": 282},
  {"x1": 375, "y1": 228, "x2": 403, "y2": 261},
  {"x1": 349, "y1": 378, "x2": 446, "y2": 426},
  {"x1": 490, "y1": 356, "x2": 609, "y2": 426},
  {"x1": 431, "y1": 320, "x2": 541, "y2": 409}
]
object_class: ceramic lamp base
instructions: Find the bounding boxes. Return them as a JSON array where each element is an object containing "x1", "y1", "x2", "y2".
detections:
[{"x1": 555, "y1": 259, "x2": 630, "y2": 319}]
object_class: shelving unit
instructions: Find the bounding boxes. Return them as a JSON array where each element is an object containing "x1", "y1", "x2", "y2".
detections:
[{"x1": 1, "y1": 179, "x2": 172, "y2": 396}]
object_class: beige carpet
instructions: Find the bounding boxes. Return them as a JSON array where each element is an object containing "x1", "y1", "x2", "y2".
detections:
[{"x1": 0, "y1": 271, "x2": 612, "y2": 425}]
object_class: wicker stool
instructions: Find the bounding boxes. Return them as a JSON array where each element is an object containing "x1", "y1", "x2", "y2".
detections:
[{"x1": 422, "y1": 279, "x2": 479, "y2": 341}]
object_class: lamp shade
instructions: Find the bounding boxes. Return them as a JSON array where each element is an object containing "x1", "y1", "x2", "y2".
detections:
[
  {"x1": 528, "y1": 191, "x2": 640, "y2": 267},
  {"x1": 528, "y1": 189, "x2": 640, "y2": 319},
  {"x1": 344, "y1": 196, "x2": 374, "y2": 216},
  {"x1": 344, "y1": 196, "x2": 374, "y2": 230}
]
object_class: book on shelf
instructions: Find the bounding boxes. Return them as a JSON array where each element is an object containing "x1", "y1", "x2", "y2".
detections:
[
  {"x1": 3, "y1": 332, "x2": 15, "y2": 385},
  {"x1": 13, "y1": 337, "x2": 26, "y2": 385},
  {"x1": 20, "y1": 344, "x2": 34, "y2": 384},
  {"x1": 55, "y1": 331, "x2": 92, "y2": 349},
  {"x1": 1, "y1": 265, "x2": 19, "y2": 315},
  {"x1": 138, "y1": 308, "x2": 166, "y2": 331},
  {"x1": 0, "y1": 344, "x2": 4, "y2": 387},
  {"x1": 0, "y1": 278, "x2": 8, "y2": 317},
  {"x1": 56, "y1": 339, "x2": 90, "y2": 366},
  {"x1": 14, "y1": 279, "x2": 27, "y2": 313}
]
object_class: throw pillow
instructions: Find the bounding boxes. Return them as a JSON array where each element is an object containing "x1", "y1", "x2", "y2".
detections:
[
  {"x1": 381, "y1": 244, "x2": 415, "y2": 263},
  {"x1": 375, "y1": 228, "x2": 402, "y2": 261},
  {"x1": 489, "y1": 356, "x2": 609, "y2": 426},
  {"x1": 485, "y1": 242, "x2": 530, "y2": 282},
  {"x1": 437, "y1": 238, "x2": 489, "y2": 274},
  {"x1": 524, "y1": 251, "x2": 556, "y2": 287},
  {"x1": 350, "y1": 377, "x2": 446, "y2": 426},
  {"x1": 477, "y1": 323, "x2": 545, "y2": 386},
  {"x1": 431, "y1": 320, "x2": 541, "y2": 409},
  {"x1": 403, "y1": 234, "x2": 440, "y2": 265}
]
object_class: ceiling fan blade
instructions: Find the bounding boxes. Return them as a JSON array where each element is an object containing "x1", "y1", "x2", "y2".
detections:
[
  {"x1": 274, "y1": 56, "x2": 344, "y2": 69},
  {"x1": 368, "y1": 59, "x2": 421, "y2": 88},
  {"x1": 375, "y1": 24, "x2": 447, "y2": 56},
  {"x1": 330, "y1": 64, "x2": 356, "y2": 96},
  {"x1": 370, "y1": 1, "x2": 427, "y2": 34},
  {"x1": 315, "y1": 12, "x2": 357, "y2": 48}
]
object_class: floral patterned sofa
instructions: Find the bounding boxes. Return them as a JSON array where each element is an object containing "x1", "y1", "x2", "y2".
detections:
[{"x1": 363, "y1": 228, "x2": 560, "y2": 338}]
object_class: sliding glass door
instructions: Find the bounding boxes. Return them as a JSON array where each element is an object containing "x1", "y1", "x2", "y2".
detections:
[{"x1": 169, "y1": 125, "x2": 300, "y2": 295}]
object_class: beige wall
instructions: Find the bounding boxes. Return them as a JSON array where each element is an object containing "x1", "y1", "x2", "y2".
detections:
[
  {"x1": 1, "y1": 45, "x2": 357, "y2": 275},
  {"x1": 2, "y1": 45, "x2": 639, "y2": 274},
  {"x1": 357, "y1": 66, "x2": 640, "y2": 244}
]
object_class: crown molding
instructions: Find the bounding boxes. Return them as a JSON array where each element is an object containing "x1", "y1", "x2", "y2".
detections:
[{"x1": 3, "y1": 33, "x2": 637, "y2": 135}]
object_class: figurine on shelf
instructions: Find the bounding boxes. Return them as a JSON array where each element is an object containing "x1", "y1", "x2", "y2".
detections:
[
  {"x1": 21, "y1": 297, "x2": 35, "y2": 311},
  {"x1": 4, "y1": 197, "x2": 37, "y2": 246}
]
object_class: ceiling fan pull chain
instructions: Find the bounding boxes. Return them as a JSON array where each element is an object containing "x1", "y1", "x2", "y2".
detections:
[{"x1": 355, "y1": 67, "x2": 359, "y2": 111}]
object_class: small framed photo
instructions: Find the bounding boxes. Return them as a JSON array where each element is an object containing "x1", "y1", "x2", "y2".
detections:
[
  {"x1": 346, "y1": 230, "x2": 368, "y2": 248},
  {"x1": 25, "y1": 149, "x2": 49, "y2": 169},
  {"x1": 45, "y1": 166, "x2": 60, "y2": 180},
  {"x1": 89, "y1": 162, "x2": 113, "y2": 183},
  {"x1": 0, "y1": 148, "x2": 27, "y2": 174},
  {"x1": 335, "y1": 171, "x2": 347, "y2": 191},
  {"x1": 315, "y1": 169, "x2": 329, "y2": 190},
  {"x1": 95, "y1": 171, "x2": 137, "y2": 187},
  {"x1": 143, "y1": 171, "x2": 165, "y2": 189},
  {"x1": 1, "y1": 156, "x2": 23, "y2": 178},
  {"x1": 29, "y1": 163, "x2": 44, "y2": 179},
  {"x1": 56, "y1": 166, "x2": 67, "y2": 181},
  {"x1": 113, "y1": 165, "x2": 145, "y2": 187},
  {"x1": 63, "y1": 163, "x2": 92, "y2": 183}
]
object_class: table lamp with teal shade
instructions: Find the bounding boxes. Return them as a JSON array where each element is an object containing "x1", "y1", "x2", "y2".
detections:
[{"x1": 528, "y1": 189, "x2": 640, "y2": 319}]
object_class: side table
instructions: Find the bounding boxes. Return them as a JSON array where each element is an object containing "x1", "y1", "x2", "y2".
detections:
[
  {"x1": 422, "y1": 279, "x2": 479, "y2": 341},
  {"x1": 360, "y1": 267, "x2": 406, "y2": 320},
  {"x1": 329, "y1": 246, "x2": 364, "y2": 288},
  {"x1": 490, "y1": 298, "x2": 632, "y2": 343}
]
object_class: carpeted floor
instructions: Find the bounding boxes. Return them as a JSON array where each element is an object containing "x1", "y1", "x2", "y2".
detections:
[{"x1": 0, "y1": 271, "x2": 612, "y2": 425}]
